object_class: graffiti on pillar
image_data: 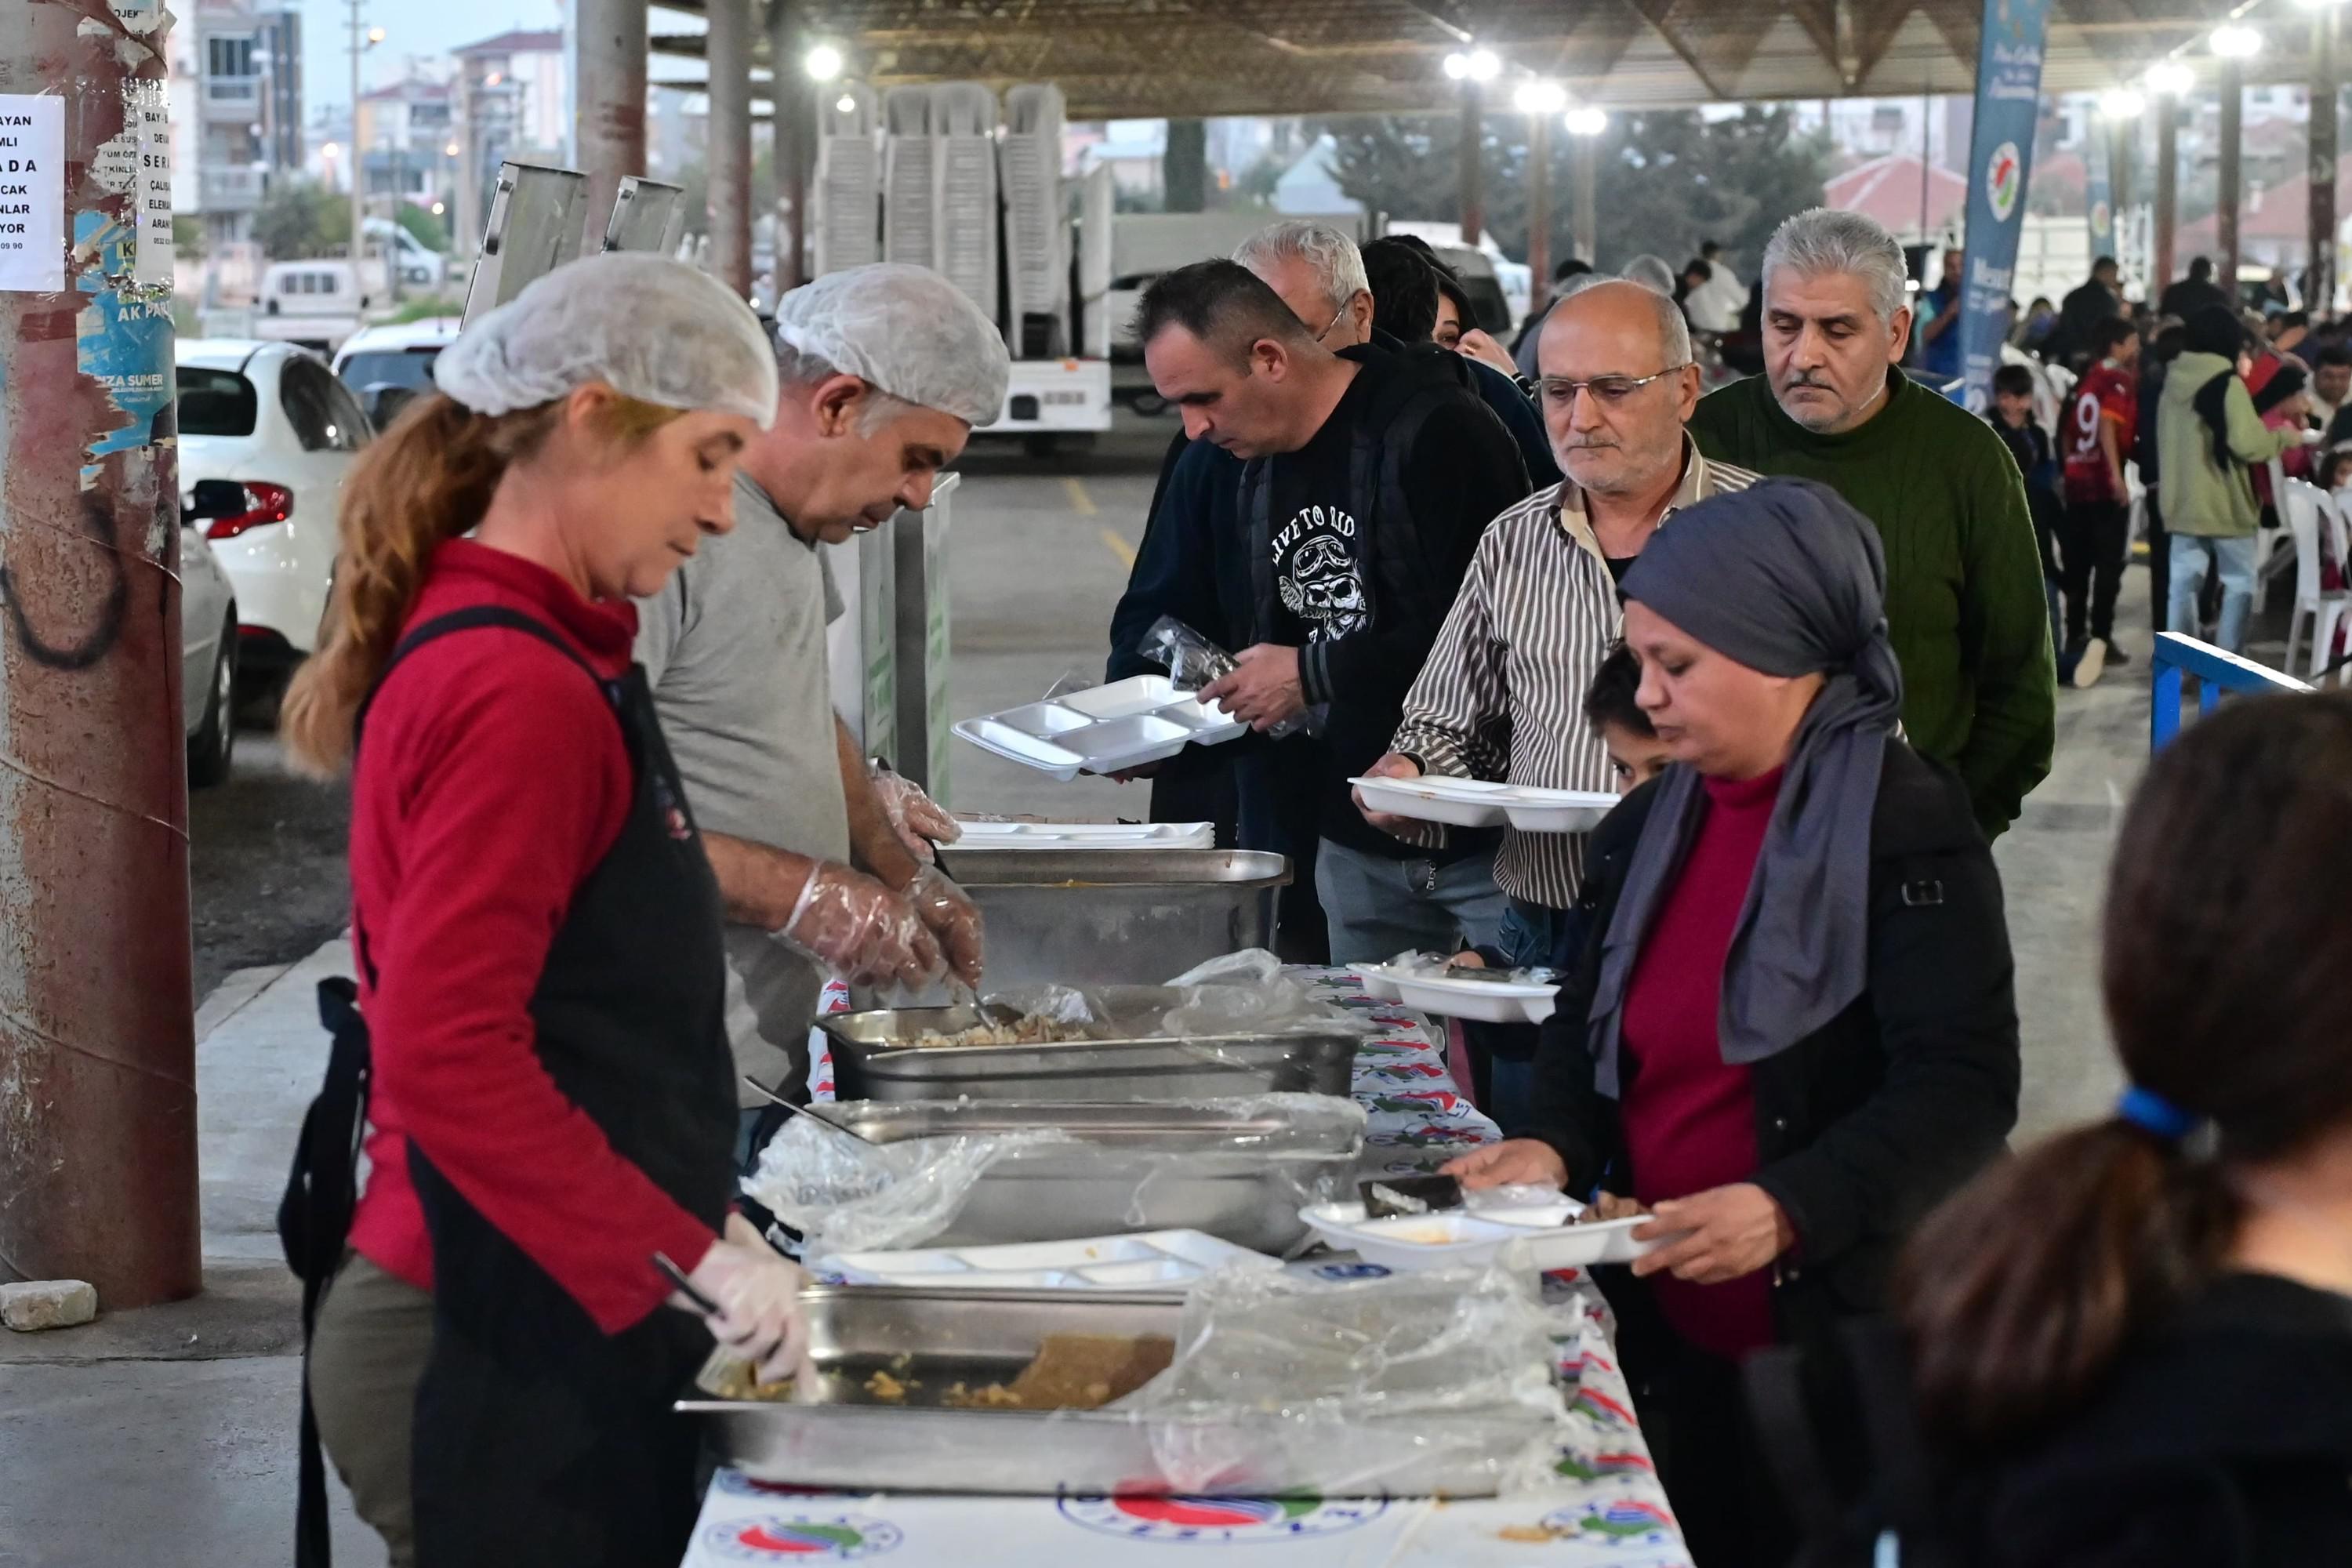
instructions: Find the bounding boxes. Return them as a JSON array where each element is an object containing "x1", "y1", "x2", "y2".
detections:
[{"x1": 0, "y1": 491, "x2": 129, "y2": 671}]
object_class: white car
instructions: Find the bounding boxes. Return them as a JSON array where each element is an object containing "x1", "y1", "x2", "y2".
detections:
[
  {"x1": 333, "y1": 318, "x2": 459, "y2": 431},
  {"x1": 179, "y1": 513, "x2": 239, "y2": 786},
  {"x1": 175, "y1": 340, "x2": 372, "y2": 679}
]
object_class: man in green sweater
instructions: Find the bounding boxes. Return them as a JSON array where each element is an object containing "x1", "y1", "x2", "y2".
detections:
[{"x1": 1686, "y1": 207, "x2": 2056, "y2": 837}]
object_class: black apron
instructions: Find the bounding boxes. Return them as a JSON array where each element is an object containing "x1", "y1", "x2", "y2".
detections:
[{"x1": 281, "y1": 604, "x2": 735, "y2": 1568}]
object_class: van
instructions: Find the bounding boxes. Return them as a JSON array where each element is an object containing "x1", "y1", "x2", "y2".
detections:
[{"x1": 255, "y1": 261, "x2": 372, "y2": 354}]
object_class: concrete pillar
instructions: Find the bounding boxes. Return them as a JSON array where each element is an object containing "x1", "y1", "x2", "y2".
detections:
[
  {"x1": 1163, "y1": 119, "x2": 1207, "y2": 213},
  {"x1": 1572, "y1": 133, "x2": 1598, "y2": 265},
  {"x1": 2313, "y1": 11, "x2": 2339, "y2": 314},
  {"x1": 706, "y1": 0, "x2": 755, "y2": 296},
  {"x1": 2219, "y1": 64, "x2": 2244, "y2": 292},
  {"x1": 1458, "y1": 85, "x2": 1486, "y2": 246},
  {"x1": 2155, "y1": 91, "x2": 2179, "y2": 294},
  {"x1": 574, "y1": 0, "x2": 648, "y2": 252},
  {"x1": 0, "y1": 0, "x2": 201, "y2": 1309},
  {"x1": 768, "y1": 0, "x2": 810, "y2": 292},
  {"x1": 1525, "y1": 114, "x2": 1552, "y2": 297}
]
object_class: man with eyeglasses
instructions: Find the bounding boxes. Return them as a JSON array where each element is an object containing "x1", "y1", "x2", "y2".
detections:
[
  {"x1": 1354, "y1": 278, "x2": 1755, "y2": 1123},
  {"x1": 1685, "y1": 207, "x2": 2055, "y2": 837},
  {"x1": 1132, "y1": 259, "x2": 1532, "y2": 964}
]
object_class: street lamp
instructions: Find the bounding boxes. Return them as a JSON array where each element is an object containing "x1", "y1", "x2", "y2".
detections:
[
  {"x1": 445, "y1": 140, "x2": 461, "y2": 158},
  {"x1": 2144, "y1": 59, "x2": 2196, "y2": 96},
  {"x1": 804, "y1": 44, "x2": 844, "y2": 82},
  {"x1": 2210, "y1": 24, "x2": 2263, "y2": 56},
  {"x1": 2098, "y1": 87, "x2": 2147, "y2": 120}
]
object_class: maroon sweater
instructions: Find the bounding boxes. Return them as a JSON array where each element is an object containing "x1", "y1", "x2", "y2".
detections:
[
  {"x1": 347, "y1": 540, "x2": 717, "y2": 1334},
  {"x1": 1618, "y1": 765, "x2": 1781, "y2": 1361}
]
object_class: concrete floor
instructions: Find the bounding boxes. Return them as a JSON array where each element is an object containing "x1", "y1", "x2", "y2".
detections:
[{"x1": 0, "y1": 413, "x2": 2194, "y2": 1566}]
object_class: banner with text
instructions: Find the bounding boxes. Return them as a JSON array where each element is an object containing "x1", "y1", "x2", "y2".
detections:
[
  {"x1": 2087, "y1": 135, "x2": 2114, "y2": 269},
  {"x1": 1957, "y1": 0, "x2": 2053, "y2": 412}
]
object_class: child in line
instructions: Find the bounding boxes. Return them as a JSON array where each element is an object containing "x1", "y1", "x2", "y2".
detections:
[{"x1": 1987, "y1": 362, "x2": 2071, "y2": 680}]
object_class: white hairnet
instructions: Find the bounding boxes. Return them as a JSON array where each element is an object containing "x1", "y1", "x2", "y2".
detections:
[
  {"x1": 771, "y1": 263, "x2": 1011, "y2": 428},
  {"x1": 434, "y1": 252, "x2": 779, "y2": 427}
]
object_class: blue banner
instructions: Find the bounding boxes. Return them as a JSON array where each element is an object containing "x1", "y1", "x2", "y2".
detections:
[
  {"x1": 1956, "y1": 0, "x2": 2053, "y2": 412},
  {"x1": 2086, "y1": 134, "x2": 2114, "y2": 267}
]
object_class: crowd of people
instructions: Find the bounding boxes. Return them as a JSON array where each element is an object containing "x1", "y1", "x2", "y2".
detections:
[{"x1": 269, "y1": 196, "x2": 2352, "y2": 1568}]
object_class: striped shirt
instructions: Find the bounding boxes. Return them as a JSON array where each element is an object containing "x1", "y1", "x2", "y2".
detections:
[{"x1": 1388, "y1": 441, "x2": 1759, "y2": 907}]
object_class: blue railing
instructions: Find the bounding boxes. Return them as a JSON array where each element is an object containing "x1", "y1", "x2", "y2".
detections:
[{"x1": 2150, "y1": 631, "x2": 2312, "y2": 750}]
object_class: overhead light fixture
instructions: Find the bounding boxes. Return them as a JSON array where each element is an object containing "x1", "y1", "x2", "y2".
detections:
[
  {"x1": 2144, "y1": 59, "x2": 2196, "y2": 95},
  {"x1": 2210, "y1": 24, "x2": 2263, "y2": 56},
  {"x1": 1444, "y1": 47, "x2": 1501, "y2": 82},
  {"x1": 2098, "y1": 87, "x2": 2147, "y2": 120},
  {"x1": 804, "y1": 44, "x2": 844, "y2": 81},
  {"x1": 1564, "y1": 106, "x2": 1609, "y2": 137},
  {"x1": 835, "y1": 93, "x2": 856, "y2": 114},
  {"x1": 1512, "y1": 78, "x2": 1566, "y2": 114}
]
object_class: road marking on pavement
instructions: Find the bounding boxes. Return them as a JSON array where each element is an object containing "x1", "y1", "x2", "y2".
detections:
[
  {"x1": 1100, "y1": 527, "x2": 1137, "y2": 570},
  {"x1": 1062, "y1": 477, "x2": 1098, "y2": 516}
]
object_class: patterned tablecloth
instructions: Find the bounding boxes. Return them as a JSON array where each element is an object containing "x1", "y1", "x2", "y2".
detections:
[{"x1": 684, "y1": 970, "x2": 1691, "y2": 1567}]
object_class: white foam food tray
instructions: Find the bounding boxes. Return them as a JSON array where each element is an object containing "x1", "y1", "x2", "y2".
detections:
[
  {"x1": 1298, "y1": 1200, "x2": 1657, "y2": 1272},
  {"x1": 1499, "y1": 787, "x2": 1620, "y2": 835},
  {"x1": 1348, "y1": 775, "x2": 1515, "y2": 827},
  {"x1": 951, "y1": 820, "x2": 1217, "y2": 850},
  {"x1": 1355, "y1": 965, "x2": 1562, "y2": 1024},
  {"x1": 956, "y1": 677, "x2": 1248, "y2": 779},
  {"x1": 815, "y1": 1229, "x2": 1279, "y2": 1292}
]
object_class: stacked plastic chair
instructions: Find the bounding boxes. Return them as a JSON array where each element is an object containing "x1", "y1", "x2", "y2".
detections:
[
  {"x1": 883, "y1": 86, "x2": 938, "y2": 278},
  {"x1": 931, "y1": 83, "x2": 1003, "y2": 329},
  {"x1": 813, "y1": 84, "x2": 881, "y2": 278},
  {"x1": 1000, "y1": 84, "x2": 1069, "y2": 359}
]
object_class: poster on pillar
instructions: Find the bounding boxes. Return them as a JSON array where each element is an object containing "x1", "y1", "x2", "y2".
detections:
[
  {"x1": 1957, "y1": 0, "x2": 2051, "y2": 412},
  {"x1": 2086, "y1": 136, "x2": 2114, "y2": 270}
]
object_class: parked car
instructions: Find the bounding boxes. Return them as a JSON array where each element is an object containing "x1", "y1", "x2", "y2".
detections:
[
  {"x1": 175, "y1": 339, "x2": 372, "y2": 680},
  {"x1": 332, "y1": 317, "x2": 460, "y2": 430},
  {"x1": 180, "y1": 510, "x2": 238, "y2": 787}
]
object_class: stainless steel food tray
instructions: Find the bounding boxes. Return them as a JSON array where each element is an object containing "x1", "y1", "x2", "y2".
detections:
[
  {"x1": 928, "y1": 849, "x2": 1289, "y2": 989},
  {"x1": 810, "y1": 1100, "x2": 1365, "y2": 1252},
  {"x1": 681, "y1": 1287, "x2": 1522, "y2": 1497},
  {"x1": 820, "y1": 990, "x2": 1356, "y2": 1105}
]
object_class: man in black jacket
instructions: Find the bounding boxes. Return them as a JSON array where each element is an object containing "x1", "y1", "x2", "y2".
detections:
[
  {"x1": 1136, "y1": 260, "x2": 1532, "y2": 960},
  {"x1": 2046, "y1": 254, "x2": 2125, "y2": 370}
]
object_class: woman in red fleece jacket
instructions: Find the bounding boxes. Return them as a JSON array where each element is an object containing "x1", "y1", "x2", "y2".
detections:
[{"x1": 281, "y1": 253, "x2": 808, "y2": 1568}]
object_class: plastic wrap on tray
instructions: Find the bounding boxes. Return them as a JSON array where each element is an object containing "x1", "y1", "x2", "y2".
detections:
[
  {"x1": 746, "y1": 1095, "x2": 1367, "y2": 1256},
  {"x1": 1095, "y1": 1262, "x2": 1570, "y2": 1494},
  {"x1": 741, "y1": 1116, "x2": 1077, "y2": 1260},
  {"x1": 1138, "y1": 616, "x2": 1319, "y2": 740},
  {"x1": 1160, "y1": 949, "x2": 1381, "y2": 1039}
]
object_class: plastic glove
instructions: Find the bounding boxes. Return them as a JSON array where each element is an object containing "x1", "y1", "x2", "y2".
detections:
[
  {"x1": 684, "y1": 1214, "x2": 811, "y2": 1384},
  {"x1": 869, "y1": 765, "x2": 962, "y2": 864},
  {"x1": 782, "y1": 861, "x2": 946, "y2": 989},
  {"x1": 904, "y1": 866, "x2": 985, "y2": 991}
]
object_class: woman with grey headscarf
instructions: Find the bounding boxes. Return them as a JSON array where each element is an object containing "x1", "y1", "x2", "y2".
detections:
[{"x1": 1445, "y1": 477, "x2": 2020, "y2": 1565}]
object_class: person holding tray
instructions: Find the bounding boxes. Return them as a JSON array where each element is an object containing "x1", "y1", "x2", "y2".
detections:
[{"x1": 1443, "y1": 477, "x2": 2020, "y2": 1565}]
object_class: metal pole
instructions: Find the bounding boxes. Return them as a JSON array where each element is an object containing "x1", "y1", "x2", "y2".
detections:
[
  {"x1": 0, "y1": 0, "x2": 201, "y2": 1309},
  {"x1": 575, "y1": 0, "x2": 649, "y2": 253},
  {"x1": 706, "y1": 0, "x2": 754, "y2": 295},
  {"x1": 1572, "y1": 133, "x2": 1597, "y2": 264},
  {"x1": 456, "y1": 70, "x2": 481, "y2": 264},
  {"x1": 2155, "y1": 90, "x2": 2179, "y2": 296},
  {"x1": 349, "y1": 0, "x2": 365, "y2": 289},
  {"x1": 768, "y1": 0, "x2": 810, "y2": 291},
  {"x1": 1458, "y1": 82, "x2": 1485, "y2": 248},
  {"x1": 2219, "y1": 63, "x2": 2244, "y2": 294},
  {"x1": 1526, "y1": 113, "x2": 1551, "y2": 296},
  {"x1": 2313, "y1": 9, "x2": 2339, "y2": 315}
]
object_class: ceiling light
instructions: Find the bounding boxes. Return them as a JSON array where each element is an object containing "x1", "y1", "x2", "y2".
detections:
[
  {"x1": 1564, "y1": 106, "x2": 1609, "y2": 137},
  {"x1": 2210, "y1": 24, "x2": 2263, "y2": 56},
  {"x1": 2145, "y1": 60, "x2": 2197, "y2": 95},
  {"x1": 2098, "y1": 88, "x2": 2146, "y2": 120},
  {"x1": 804, "y1": 44, "x2": 844, "y2": 82},
  {"x1": 1513, "y1": 79, "x2": 1566, "y2": 114},
  {"x1": 835, "y1": 93, "x2": 856, "y2": 114}
]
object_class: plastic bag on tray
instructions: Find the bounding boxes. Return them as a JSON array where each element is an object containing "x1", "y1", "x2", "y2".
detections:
[
  {"x1": 1100, "y1": 1261, "x2": 1569, "y2": 1494},
  {"x1": 740, "y1": 1113, "x2": 1076, "y2": 1260},
  {"x1": 1160, "y1": 949, "x2": 1378, "y2": 1038},
  {"x1": 1137, "y1": 616, "x2": 1317, "y2": 739}
]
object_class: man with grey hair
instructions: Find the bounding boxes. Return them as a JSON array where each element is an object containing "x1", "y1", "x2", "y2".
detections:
[
  {"x1": 638, "y1": 261, "x2": 1011, "y2": 1134},
  {"x1": 1688, "y1": 207, "x2": 2055, "y2": 837}
]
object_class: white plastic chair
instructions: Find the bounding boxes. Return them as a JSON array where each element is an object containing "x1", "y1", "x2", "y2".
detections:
[
  {"x1": 2256, "y1": 455, "x2": 2293, "y2": 613},
  {"x1": 2279, "y1": 478, "x2": 2348, "y2": 678}
]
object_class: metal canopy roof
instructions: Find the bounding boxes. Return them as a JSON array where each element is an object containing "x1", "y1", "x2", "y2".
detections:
[{"x1": 649, "y1": 0, "x2": 2278, "y2": 119}]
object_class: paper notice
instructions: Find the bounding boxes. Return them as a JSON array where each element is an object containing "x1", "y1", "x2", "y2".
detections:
[
  {"x1": 134, "y1": 89, "x2": 171, "y2": 285},
  {"x1": 0, "y1": 96, "x2": 64, "y2": 292}
]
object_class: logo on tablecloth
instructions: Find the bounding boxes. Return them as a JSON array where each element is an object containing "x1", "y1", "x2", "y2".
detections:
[
  {"x1": 1057, "y1": 1494, "x2": 1386, "y2": 1543},
  {"x1": 1312, "y1": 1261, "x2": 1392, "y2": 1282},
  {"x1": 701, "y1": 1514, "x2": 903, "y2": 1559},
  {"x1": 1573, "y1": 1385, "x2": 1639, "y2": 1428},
  {"x1": 1538, "y1": 1497, "x2": 1677, "y2": 1546},
  {"x1": 1553, "y1": 1449, "x2": 1656, "y2": 1482}
]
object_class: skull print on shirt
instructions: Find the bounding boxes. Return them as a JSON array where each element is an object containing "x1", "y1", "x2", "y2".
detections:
[{"x1": 1273, "y1": 505, "x2": 1372, "y2": 642}]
